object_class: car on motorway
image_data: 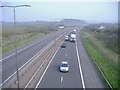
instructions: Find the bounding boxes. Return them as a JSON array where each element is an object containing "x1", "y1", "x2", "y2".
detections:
[
  {"x1": 73, "y1": 29, "x2": 77, "y2": 32},
  {"x1": 60, "y1": 61, "x2": 69, "y2": 72},
  {"x1": 61, "y1": 43, "x2": 66, "y2": 48},
  {"x1": 64, "y1": 35, "x2": 69, "y2": 41},
  {"x1": 68, "y1": 34, "x2": 71, "y2": 37}
]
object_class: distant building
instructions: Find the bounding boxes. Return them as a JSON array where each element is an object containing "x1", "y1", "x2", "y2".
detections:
[
  {"x1": 98, "y1": 26, "x2": 105, "y2": 32},
  {"x1": 59, "y1": 26, "x2": 64, "y2": 29},
  {"x1": 99, "y1": 26, "x2": 105, "y2": 29}
]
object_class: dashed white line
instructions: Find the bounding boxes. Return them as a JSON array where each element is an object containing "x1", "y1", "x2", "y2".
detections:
[
  {"x1": 35, "y1": 41, "x2": 64, "y2": 89},
  {"x1": 61, "y1": 76, "x2": 63, "y2": 83},
  {"x1": 76, "y1": 39, "x2": 85, "y2": 89},
  {"x1": 66, "y1": 54, "x2": 67, "y2": 56}
]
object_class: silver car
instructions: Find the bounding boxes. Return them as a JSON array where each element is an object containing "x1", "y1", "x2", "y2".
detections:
[{"x1": 60, "y1": 61, "x2": 69, "y2": 72}]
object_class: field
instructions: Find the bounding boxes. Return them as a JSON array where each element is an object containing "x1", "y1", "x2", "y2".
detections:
[
  {"x1": 1, "y1": 22, "x2": 59, "y2": 53},
  {"x1": 80, "y1": 23, "x2": 118, "y2": 88}
]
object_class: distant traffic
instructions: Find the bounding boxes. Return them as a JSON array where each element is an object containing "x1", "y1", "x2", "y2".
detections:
[{"x1": 64, "y1": 29, "x2": 77, "y2": 42}]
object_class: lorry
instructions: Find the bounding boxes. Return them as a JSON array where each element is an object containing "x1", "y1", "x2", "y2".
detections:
[{"x1": 70, "y1": 34, "x2": 76, "y2": 42}]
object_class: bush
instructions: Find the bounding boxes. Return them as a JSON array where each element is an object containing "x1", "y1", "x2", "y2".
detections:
[{"x1": 83, "y1": 23, "x2": 118, "y2": 54}]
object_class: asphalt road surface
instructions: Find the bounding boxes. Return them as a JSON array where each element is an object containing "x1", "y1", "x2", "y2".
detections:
[
  {"x1": 36, "y1": 29, "x2": 104, "y2": 88},
  {"x1": 1, "y1": 27, "x2": 104, "y2": 88},
  {"x1": 1, "y1": 29, "x2": 70, "y2": 84},
  {"x1": 37, "y1": 39, "x2": 83, "y2": 88}
]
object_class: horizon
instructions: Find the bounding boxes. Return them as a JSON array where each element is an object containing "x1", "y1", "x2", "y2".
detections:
[
  {"x1": 1, "y1": 2, "x2": 118, "y2": 23},
  {"x1": 0, "y1": 19, "x2": 118, "y2": 24}
]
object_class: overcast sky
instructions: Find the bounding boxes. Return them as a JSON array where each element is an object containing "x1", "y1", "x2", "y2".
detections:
[{"x1": 1, "y1": 1, "x2": 118, "y2": 23}]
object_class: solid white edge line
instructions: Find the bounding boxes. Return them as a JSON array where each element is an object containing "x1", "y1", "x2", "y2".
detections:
[
  {"x1": 19, "y1": 33, "x2": 62, "y2": 71},
  {"x1": 0, "y1": 31, "x2": 58, "y2": 61},
  {"x1": 25, "y1": 59, "x2": 46, "y2": 88},
  {"x1": 19, "y1": 42, "x2": 53, "y2": 71},
  {"x1": 0, "y1": 36, "x2": 46, "y2": 61},
  {"x1": 0, "y1": 34, "x2": 63, "y2": 87},
  {"x1": 35, "y1": 41, "x2": 64, "y2": 89},
  {"x1": 0, "y1": 41, "x2": 53, "y2": 87},
  {"x1": 76, "y1": 40, "x2": 85, "y2": 89}
]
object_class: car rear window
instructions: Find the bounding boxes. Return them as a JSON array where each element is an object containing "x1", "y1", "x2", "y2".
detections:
[{"x1": 61, "y1": 64, "x2": 68, "y2": 67}]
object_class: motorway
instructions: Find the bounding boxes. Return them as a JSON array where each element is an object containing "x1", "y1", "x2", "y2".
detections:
[
  {"x1": 1, "y1": 29, "x2": 70, "y2": 85},
  {"x1": 37, "y1": 38, "x2": 82, "y2": 88},
  {"x1": 1, "y1": 27, "x2": 104, "y2": 88},
  {"x1": 36, "y1": 29, "x2": 104, "y2": 88}
]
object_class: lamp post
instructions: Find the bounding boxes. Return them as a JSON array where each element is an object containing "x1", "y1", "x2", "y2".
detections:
[
  {"x1": 53, "y1": 19, "x2": 56, "y2": 46},
  {"x1": 0, "y1": 5, "x2": 31, "y2": 89}
]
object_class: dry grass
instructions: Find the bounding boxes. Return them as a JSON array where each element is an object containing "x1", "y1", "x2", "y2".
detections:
[{"x1": 2, "y1": 22, "x2": 58, "y2": 53}]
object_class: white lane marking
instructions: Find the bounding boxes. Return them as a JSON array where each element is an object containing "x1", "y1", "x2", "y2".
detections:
[
  {"x1": 0, "y1": 41, "x2": 53, "y2": 87},
  {"x1": 66, "y1": 54, "x2": 67, "y2": 56},
  {"x1": 76, "y1": 39, "x2": 85, "y2": 89},
  {"x1": 0, "y1": 36, "x2": 48, "y2": 61},
  {"x1": 25, "y1": 59, "x2": 46, "y2": 88},
  {"x1": 0, "y1": 32, "x2": 59, "y2": 62},
  {"x1": 0, "y1": 34, "x2": 63, "y2": 87},
  {"x1": 61, "y1": 76, "x2": 63, "y2": 83},
  {"x1": 35, "y1": 41, "x2": 64, "y2": 89}
]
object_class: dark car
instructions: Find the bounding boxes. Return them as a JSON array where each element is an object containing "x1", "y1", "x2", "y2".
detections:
[{"x1": 61, "y1": 43, "x2": 66, "y2": 48}]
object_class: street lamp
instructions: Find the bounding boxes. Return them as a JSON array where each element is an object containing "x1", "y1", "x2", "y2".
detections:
[{"x1": 0, "y1": 5, "x2": 31, "y2": 89}]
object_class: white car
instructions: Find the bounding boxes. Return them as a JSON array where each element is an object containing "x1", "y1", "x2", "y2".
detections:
[
  {"x1": 65, "y1": 36, "x2": 69, "y2": 41},
  {"x1": 73, "y1": 29, "x2": 77, "y2": 32},
  {"x1": 60, "y1": 61, "x2": 69, "y2": 72}
]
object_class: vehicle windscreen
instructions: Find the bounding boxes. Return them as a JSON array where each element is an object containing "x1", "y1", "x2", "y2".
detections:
[{"x1": 61, "y1": 64, "x2": 68, "y2": 67}]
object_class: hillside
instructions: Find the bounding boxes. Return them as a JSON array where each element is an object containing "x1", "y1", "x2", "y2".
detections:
[{"x1": 61, "y1": 19, "x2": 87, "y2": 24}]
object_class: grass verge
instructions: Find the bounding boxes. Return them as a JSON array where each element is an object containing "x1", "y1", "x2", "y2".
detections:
[
  {"x1": 80, "y1": 31, "x2": 118, "y2": 88},
  {"x1": 2, "y1": 33, "x2": 45, "y2": 53}
]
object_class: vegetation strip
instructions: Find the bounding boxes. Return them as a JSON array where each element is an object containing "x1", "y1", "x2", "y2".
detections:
[
  {"x1": 2, "y1": 33, "x2": 45, "y2": 53},
  {"x1": 80, "y1": 31, "x2": 118, "y2": 88}
]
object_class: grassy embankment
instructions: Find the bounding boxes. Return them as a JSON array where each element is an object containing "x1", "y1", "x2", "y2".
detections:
[
  {"x1": 80, "y1": 24, "x2": 118, "y2": 88},
  {"x1": 2, "y1": 22, "x2": 58, "y2": 53}
]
